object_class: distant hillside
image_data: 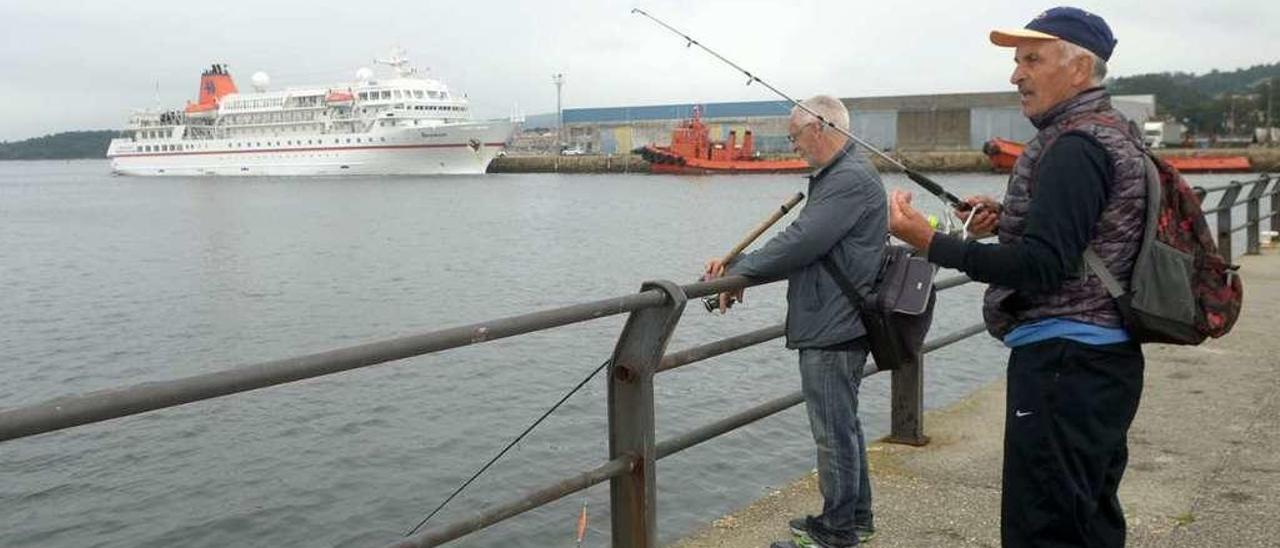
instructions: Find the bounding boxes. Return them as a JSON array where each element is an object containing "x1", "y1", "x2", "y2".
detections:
[
  {"x1": 1109, "y1": 62, "x2": 1279, "y2": 134},
  {"x1": 0, "y1": 131, "x2": 117, "y2": 160}
]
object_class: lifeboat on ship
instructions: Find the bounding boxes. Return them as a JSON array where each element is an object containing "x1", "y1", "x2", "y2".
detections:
[
  {"x1": 325, "y1": 89, "x2": 355, "y2": 105},
  {"x1": 184, "y1": 63, "x2": 238, "y2": 118},
  {"x1": 638, "y1": 106, "x2": 810, "y2": 175},
  {"x1": 981, "y1": 137, "x2": 1251, "y2": 173}
]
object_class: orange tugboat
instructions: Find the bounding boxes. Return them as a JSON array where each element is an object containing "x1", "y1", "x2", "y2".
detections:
[
  {"x1": 639, "y1": 106, "x2": 810, "y2": 174},
  {"x1": 982, "y1": 137, "x2": 1251, "y2": 173},
  {"x1": 981, "y1": 137, "x2": 1023, "y2": 172}
]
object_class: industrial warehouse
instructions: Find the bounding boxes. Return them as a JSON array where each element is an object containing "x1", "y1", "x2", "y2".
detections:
[{"x1": 544, "y1": 91, "x2": 1157, "y2": 155}]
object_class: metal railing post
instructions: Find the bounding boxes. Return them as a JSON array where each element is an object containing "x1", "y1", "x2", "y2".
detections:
[
  {"x1": 607, "y1": 280, "x2": 687, "y2": 548},
  {"x1": 886, "y1": 354, "x2": 930, "y2": 446},
  {"x1": 1246, "y1": 177, "x2": 1271, "y2": 255},
  {"x1": 1217, "y1": 182, "x2": 1243, "y2": 259},
  {"x1": 1270, "y1": 175, "x2": 1280, "y2": 235}
]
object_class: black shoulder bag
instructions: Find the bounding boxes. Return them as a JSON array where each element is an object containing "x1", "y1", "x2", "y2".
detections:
[{"x1": 821, "y1": 244, "x2": 938, "y2": 370}]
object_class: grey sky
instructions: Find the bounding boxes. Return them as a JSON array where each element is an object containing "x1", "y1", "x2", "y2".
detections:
[{"x1": 1, "y1": 0, "x2": 1276, "y2": 141}]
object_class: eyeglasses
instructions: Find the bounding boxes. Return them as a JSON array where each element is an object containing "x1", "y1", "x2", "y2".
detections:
[{"x1": 787, "y1": 122, "x2": 818, "y2": 144}]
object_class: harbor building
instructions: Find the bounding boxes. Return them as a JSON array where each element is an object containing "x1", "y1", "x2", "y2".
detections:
[{"x1": 552, "y1": 92, "x2": 1155, "y2": 155}]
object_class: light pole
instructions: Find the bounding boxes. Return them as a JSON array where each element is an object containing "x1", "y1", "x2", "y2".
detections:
[{"x1": 553, "y1": 73, "x2": 565, "y2": 155}]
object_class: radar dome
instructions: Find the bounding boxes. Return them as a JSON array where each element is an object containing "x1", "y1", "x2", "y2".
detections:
[
  {"x1": 355, "y1": 67, "x2": 374, "y2": 82},
  {"x1": 251, "y1": 71, "x2": 270, "y2": 91}
]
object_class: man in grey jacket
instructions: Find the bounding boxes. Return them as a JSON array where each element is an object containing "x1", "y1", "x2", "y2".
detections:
[{"x1": 704, "y1": 95, "x2": 887, "y2": 547}]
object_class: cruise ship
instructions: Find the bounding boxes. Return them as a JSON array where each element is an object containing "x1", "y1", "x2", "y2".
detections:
[{"x1": 106, "y1": 49, "x2": 516, "y2": 176}]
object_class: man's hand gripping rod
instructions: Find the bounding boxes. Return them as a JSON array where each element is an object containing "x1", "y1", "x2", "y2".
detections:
[
  {"x1": 631, "y1": 8, "x2": 968, "y2": 211},
  {"x1": 702, "y1": 192, "x2": 805, "y2": 312}
]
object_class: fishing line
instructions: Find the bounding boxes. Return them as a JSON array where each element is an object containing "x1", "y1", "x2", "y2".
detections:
[
  {"x1": 404, "y1": 357, "x2": 613, "y2": 536},
  {"x1": 631, "y1": 8, "x2": 969, "y2": 211}
]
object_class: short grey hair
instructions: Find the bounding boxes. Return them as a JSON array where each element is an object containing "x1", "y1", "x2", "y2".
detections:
[
  {"x1": 1059, "y1": 41, "x2": 1107, "y2": 85},
  {"x1": 793, "y1": 95, "x2": 850, "y2": 132}
]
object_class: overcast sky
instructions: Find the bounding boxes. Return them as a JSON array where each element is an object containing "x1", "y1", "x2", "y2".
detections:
[{"x1": 2, "y1": 0, "x2": 1276, "y2": 141}]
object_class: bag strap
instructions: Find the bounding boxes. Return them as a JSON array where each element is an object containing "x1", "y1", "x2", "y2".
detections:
[
  {"x1": 1083, "y1": 152, "x2": 1163, "y2": 300},
  {"x1": 820, "y1": 255, "x2": 866, "y2": 308},
  {"x1": 1082, "y1": 248, "x2": 1125, "y2": 298}
]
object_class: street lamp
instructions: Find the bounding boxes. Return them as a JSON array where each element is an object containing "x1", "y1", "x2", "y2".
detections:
[{"x1": 553, "y1": 73, "x2": 565, "y2": 154}]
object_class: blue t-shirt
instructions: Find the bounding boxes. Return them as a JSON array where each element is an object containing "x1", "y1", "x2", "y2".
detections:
[{"x1": 1003, "y1": 318, "x2": 1130, "y2": 348}]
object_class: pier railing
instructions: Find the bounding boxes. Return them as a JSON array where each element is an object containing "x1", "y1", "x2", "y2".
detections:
[{"x1": 0, "y1": 173, "x2": 1272, "y2": 547}]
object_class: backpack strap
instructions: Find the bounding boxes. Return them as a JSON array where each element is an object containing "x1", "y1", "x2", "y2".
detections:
[
  {"x1": 1083, "y1": 248, "x2": 1125, "y2": 298},
  {"x1": 1083, "y1": 151, "x2": 1163, "y2": 300}
]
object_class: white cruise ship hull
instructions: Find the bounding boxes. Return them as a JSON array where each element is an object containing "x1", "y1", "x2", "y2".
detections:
[{"x1": 107, "y1": 121, "x2": 514, "y2": 176}]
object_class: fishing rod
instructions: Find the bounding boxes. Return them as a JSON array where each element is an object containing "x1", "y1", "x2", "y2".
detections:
[
  {"x1": 631, "y1": 8, "x2": 969, "y2": 211},
  {"x1": 702, "y1": 192, "x2": 805, "y2": 312},
  {"x1": 403, "y1": 357, "x2": 612, "y2": 537}
]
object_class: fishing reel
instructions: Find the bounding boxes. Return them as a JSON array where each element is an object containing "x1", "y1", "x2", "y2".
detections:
[{"x1": 701, "y1": 294, "x2": 732, "y2": 313}]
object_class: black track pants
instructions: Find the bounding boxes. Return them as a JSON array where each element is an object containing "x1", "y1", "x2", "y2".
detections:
[{"x1": 1001, "y1": 338, "x2": 1144, "y2": 548}]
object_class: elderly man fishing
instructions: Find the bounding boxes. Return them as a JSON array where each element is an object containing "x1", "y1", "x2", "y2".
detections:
[
  {"x1": 889, "y1": 7, "x2": 1146, "y2": 547},
  {"x1": 704, "y1": 95, "x2": 885, "y2": 548}
]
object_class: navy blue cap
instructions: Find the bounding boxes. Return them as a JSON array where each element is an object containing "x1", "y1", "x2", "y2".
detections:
[{"x1": 990, "y1": 6, "x2": 1117, "y2": 61}]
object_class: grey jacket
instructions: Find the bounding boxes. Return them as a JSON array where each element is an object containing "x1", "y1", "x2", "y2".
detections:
[{"x1": 728, "y1": 144, "x2": 887, "y2": 349}]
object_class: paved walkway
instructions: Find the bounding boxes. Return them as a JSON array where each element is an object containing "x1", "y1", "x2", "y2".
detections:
[{"x1": 672, "y1": 249, "x2": 1280, "y2": 547}]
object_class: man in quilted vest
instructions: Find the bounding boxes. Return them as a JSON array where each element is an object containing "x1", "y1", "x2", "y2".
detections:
[{"x1": 887, "y1": 7, "x2": 1145, "y2": 547}]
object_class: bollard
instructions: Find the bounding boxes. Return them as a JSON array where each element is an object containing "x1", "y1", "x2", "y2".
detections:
[
  {"x1": 1246, "y1": 177, "x2": 1271, "y2": 255},
  {"x1": 606, "y1": 280, "x2": 687, "y2": 548},
  {"x1": 886, "y1": 355, "x2": 929, "y2": 446},
  {"x1": 1217, "y1": 182, "x2": 1243, "y2": 260}
]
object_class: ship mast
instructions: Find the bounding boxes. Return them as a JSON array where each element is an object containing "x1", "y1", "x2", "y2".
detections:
[{"x1": 374, "y1": 47, "x2": 417, "y2": 78}]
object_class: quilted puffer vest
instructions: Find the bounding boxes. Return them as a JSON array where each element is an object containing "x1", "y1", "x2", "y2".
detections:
[{"x1": 983, "y1": 88, "x2": 1148, "y2": 339}]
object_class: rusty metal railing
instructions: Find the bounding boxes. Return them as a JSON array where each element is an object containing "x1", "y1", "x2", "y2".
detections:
[{"x1": 1, "y1": 172, "x2": 1272, "y2": 547}]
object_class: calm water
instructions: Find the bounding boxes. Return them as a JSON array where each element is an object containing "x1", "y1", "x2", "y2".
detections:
[{"x1": 0, "y1": 160, "x2": 1255, "y2": 547}]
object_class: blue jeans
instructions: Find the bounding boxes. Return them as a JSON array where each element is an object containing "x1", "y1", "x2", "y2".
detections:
[{"x1": 799, "y1": 343, "x2": 873, "y2": 545}]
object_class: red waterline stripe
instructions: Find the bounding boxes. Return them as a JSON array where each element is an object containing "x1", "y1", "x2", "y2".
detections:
[{"x1": 109, "y1": 142, "x2": 508, "y2": 159}]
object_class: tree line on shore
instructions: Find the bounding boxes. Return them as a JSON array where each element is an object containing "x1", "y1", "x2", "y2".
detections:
[
  {"x1": 0, "y1": 131, "x2": 119, "y2": 160},
  {"x1": 1109, "y1": 62, "x2": 1278, "y2": 135}
]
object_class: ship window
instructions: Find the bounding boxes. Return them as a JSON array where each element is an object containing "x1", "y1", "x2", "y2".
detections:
[
  {"x1": 428, "y1": 91, "x2": 439, "y2": 98},
  {"x1": 381, "y1": 137, "x2": 386, "y2": 142},
  {"x1": 380, "y1": 91, "x2": 391, "y2": 100},
  {"x1": 413, "y1": 90, "x2": 424, "y2": 99},
  {"x1": 394, "y1": 90, "x2": 403, "y2": 98},
  {"x1": 359, "y1": 92, "x2": 368, "y2": 100},
  {"x1": 346, "y1": 138, "x2": 351, "y2": 143}
]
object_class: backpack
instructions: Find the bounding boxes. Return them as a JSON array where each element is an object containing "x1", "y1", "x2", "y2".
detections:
[
  {"x1": 822, "y1": 245, "x2": 937, "y2": 370},
  {"x1": 1084, "y1": 151, "x2": 1243, "y2": 344}
]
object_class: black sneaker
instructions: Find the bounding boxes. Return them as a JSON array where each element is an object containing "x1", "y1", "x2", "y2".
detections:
[
  {"x1": 788, "y1": 516, "x2": 876, "y2": 546},
  {"x1": 855, "y1": 525, "x2": 876, "y2": 544}
]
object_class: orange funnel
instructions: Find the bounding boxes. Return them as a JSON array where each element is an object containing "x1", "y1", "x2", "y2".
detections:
[{"x1": 187, "y1": 64, "x2": 237, "y2": 113}]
